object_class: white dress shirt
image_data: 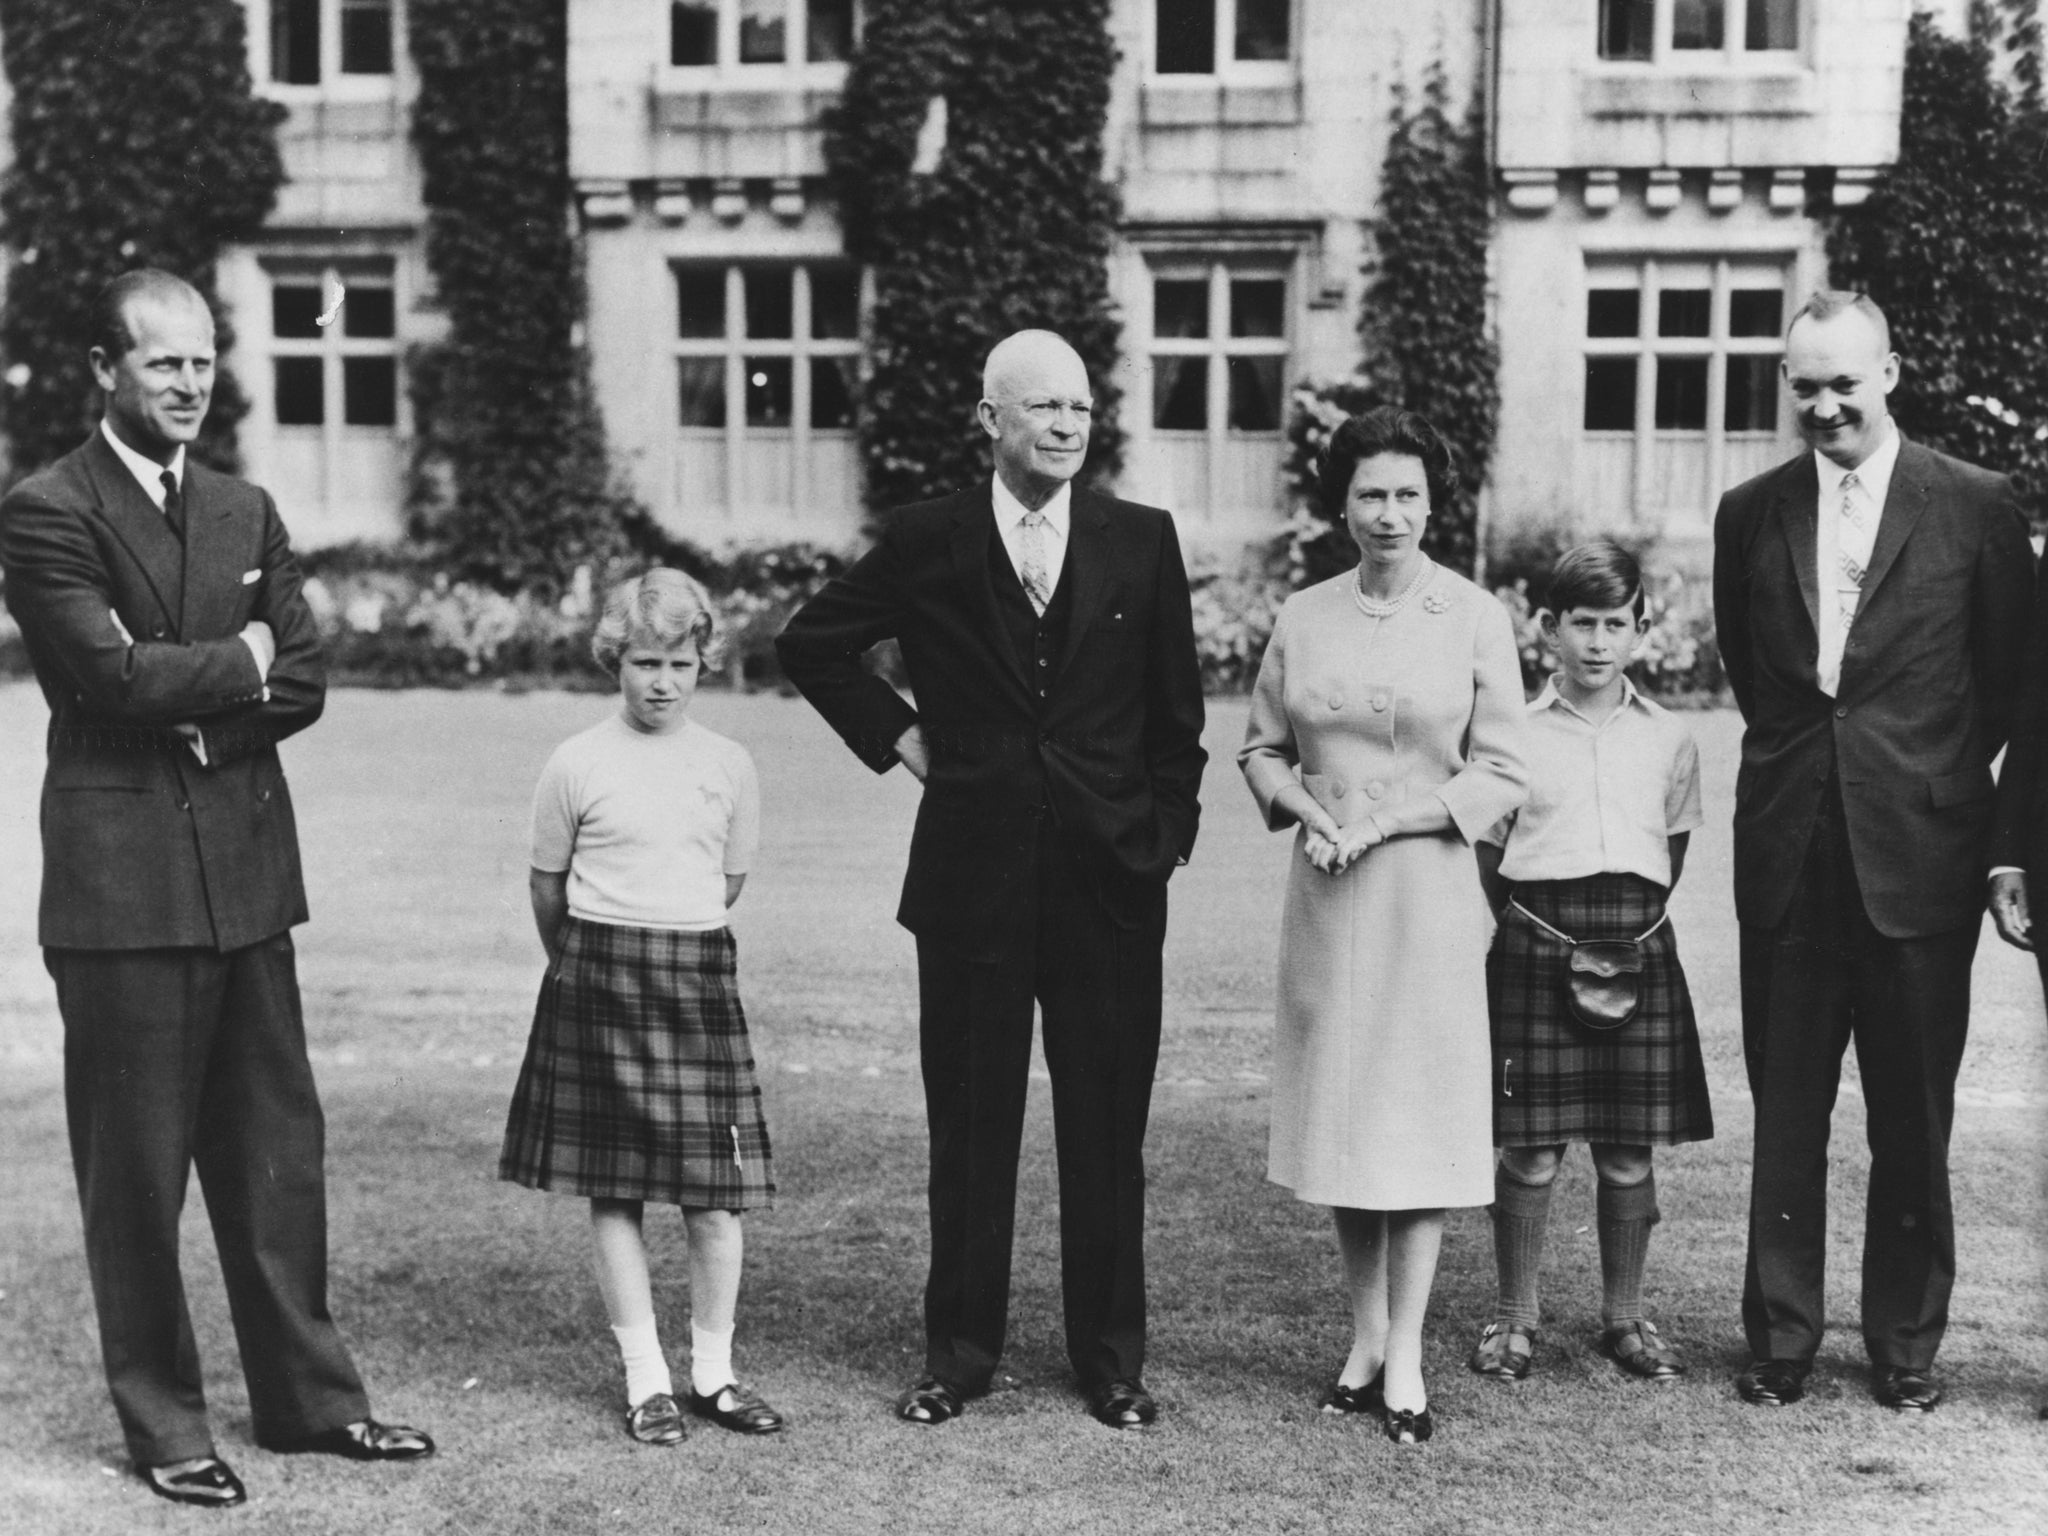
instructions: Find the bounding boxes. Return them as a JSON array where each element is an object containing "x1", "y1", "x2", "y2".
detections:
[
  {"x1": 991, "y1": 474, "x2": 1070, "y2": 600},
  {"x1": 1814, "y1": 421, "x2": 1900, "y2": 698}
]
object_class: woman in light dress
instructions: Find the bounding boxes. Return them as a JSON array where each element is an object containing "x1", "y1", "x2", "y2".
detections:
[{"x1": 1239, "y1": 408, "x2": 1527, "y2": 1444}]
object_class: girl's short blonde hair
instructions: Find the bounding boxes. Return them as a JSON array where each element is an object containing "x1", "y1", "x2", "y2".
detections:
[{"x1": 591, "y1": 567, "x2": 726, "y2": 674}]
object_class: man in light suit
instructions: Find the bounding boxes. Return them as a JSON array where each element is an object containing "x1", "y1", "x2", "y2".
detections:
[
  {"x1": 775, "y1": 330, "x2": 1206, "y2": 1429},
  {"x1": 0, "y1": 271, "x2": 431, "y2": 1507},
  {"x1": 1712, "y1": 290, "x2": 2033, "y2": 1412}
]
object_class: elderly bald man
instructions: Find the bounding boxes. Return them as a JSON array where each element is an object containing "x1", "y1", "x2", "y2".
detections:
[{"x1": 777, "y1": 330, "x2": 1206, "y2": 1428}]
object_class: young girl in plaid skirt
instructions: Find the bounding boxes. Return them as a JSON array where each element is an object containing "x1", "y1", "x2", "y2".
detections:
[
  {"x1": 500, "y1": 569, "x2": 782, "y2": 1445},
  {"x1": 1470, "y1": 541, "x2": 1714, "y2": 1384}
]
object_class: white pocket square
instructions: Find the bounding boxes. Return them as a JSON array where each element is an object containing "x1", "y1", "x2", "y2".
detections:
[{"x1": 241, "y1": 569, "x2": 262, "y2": 585}]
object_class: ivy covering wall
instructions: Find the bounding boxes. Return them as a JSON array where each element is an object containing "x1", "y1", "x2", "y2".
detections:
[
  {"x1": 1828, "y1": 8, "x2": 2048, "y2": 518},
  {"x1": 823, "y1": 0, "x2": 1124, "y2": 514},
  {"x1": 0, "y1": 0, "x2": 284, "y2": 476},
  {"x1": 407, "y1": 0, "x2": 635, "y2": 595}
]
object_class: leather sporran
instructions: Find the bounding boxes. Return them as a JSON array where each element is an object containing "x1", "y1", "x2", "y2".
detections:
[{"x1": 1564, "y1": 940, "x2": 1645, "y2": 1032}]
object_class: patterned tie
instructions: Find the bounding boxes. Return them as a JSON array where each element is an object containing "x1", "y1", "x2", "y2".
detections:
[
  {"x1": 1018, "y1": 509, "x2": 1051, "y2": 617},
  {"x1": 1836, "y1": 471, "x2": 1864, "y2": 632},
  {"x1": 160, "y1": 469, "x2": 186, "y2": 542}
]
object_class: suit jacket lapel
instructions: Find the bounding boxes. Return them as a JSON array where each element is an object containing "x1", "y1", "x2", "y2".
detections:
[
  {"x1": 179, "y1": 469, "x2": 236, "y2": 642},
  {"x1": 1052, "y1": 489, "x2": 1110, "y2": 682},
  {"x1": 950, "y1": 491, "x2": 1031, "y2": 693},
  {"x1": 82, "y1": 432, "x2": 183, "y2": 634},
  {"x1": 1856, "y1": 440, "x2": 1932, "y2": 608},
  {"x1": 1773, "y1": 454, "x2": 1822, "y2": 642}
]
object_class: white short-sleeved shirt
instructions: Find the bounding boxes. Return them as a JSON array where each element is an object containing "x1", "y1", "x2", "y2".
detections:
[
  {"x1": 1481, "y1": 677, "x2": 1702, "y2": 889},
  {"x1": 531, "y1": 714, "x2": 760, "y2": 931}
]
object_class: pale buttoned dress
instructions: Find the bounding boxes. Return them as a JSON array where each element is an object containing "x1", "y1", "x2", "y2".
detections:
[{"x1": 1239, "y1": 563, "x2": 1528, "y2": 1209}]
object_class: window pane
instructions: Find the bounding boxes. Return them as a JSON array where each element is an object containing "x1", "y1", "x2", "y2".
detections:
[
  {"x1": 810, "y1": 268, "x2": 860, "y2": 339},
  {"x1": 339, "y1": 0, "x2": 393, "y2": 75},
  {"x1": 1154, "y1": 356, "x2": 1208, "y2": 429},
  {"x1": 1156, "y1": 0, "x2": 1217, "y2": 73},
  {"x1": 744, "y1": 269, "x2": 793, "y2": 339},
  {"x1": 275, "y1": 358, "x2": 324, "y2": 425},
  {"x1": 1584, "y1": 358, "x2": 1636, "y2": 431},
  {"x1": 1747, "y1": 0, "x2": 1798, "y2": 50},
  {"x1": 271, "y1": 0, "x2": 321, "y2": 84},
  {"x1": 1598, "y1": 0, "x2": 1654, "y2": 60},
  {"x1": 672, "y1": 2, "x2": 718, "y2": 65},
  {"x1": 677, "y1": 268, "x2": 726, "y2": 338},
  {"x1": 1658, "y1": 289, "x2": 1712, "y2": 339},
  {"x1": 1227, "y1": 357, "x2": 1283, "y2": 431},
  {"x1": 1230, "y1": 279, "x2": 1285, "y2": 339},
  {"x1": 679, "y1": 359, "x2": 727, "y2": 427},
  {"x1": 745, "y1": 357, "x2": 793, "y2": 426},
  {"x1": 1726, "y1": 356, "x2": 1779, "y2": 431},
  {"x1": 273, "y1": 285, "x2": 324, "y2": 339},
  {"x1": 1586, "y1": 289, "x2": 1640, "y2": 339},
  {"x1": 343, "y1": 286, "x2": 396, "y2": 339},
  {"x1": 1729, "y1": 289, "x2": 1782, "y2": 338},
  {"x1": 739, "y1": 0, "x2": 787, "y2": 63},
  {"x1": 808, "y1": 0, "x2": 854, "y2": 62},
  {"x1": 1673, "y1": 0, "x2": 1726, "y2": 50},
  {"x1": 1154, "y1": 279, "x2": 1209, "y2": 339},
  {"x1": 1234, "y1": 0, "x2": 1289, "y2": 61},
  {"x1": 1655, "y1": 358, "x2": 1709, "y2": 429},
  {"x1": 343, "y1": 357, "x2": 397, "y2": 426},
  {"x1": 811, "y1": 357, "x2": 856, "y2": 428}
]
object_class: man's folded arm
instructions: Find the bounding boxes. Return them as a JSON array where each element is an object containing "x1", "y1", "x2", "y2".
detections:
[{"x1": 191, "y1": 493, "x2": 327, "y2": 766}]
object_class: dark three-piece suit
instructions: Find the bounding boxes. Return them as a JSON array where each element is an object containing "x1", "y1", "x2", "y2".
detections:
[
  {"x1": 776, "y1": 483, "x2": 1206, "y2": 1392},
  {"x1": 0, "y1": 430, "x2": 368, "y2": 1464}
]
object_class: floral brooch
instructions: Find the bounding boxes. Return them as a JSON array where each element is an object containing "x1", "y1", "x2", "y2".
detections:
[{"x1": 1421, "y1": 592, "x2": 1449, "y2": 615}]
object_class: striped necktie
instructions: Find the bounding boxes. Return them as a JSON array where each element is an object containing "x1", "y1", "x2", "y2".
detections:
[{"x1": 1018, "y1": 509, "x2": 1051, "y2": 616}]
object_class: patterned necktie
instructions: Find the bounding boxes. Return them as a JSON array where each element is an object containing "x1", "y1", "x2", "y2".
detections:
[
  {"x1": 1836, "y1": 471, "x2": 1864, "y2": 631},
  {"x1": 1018, "y1": 509, "x2": 1051, "y2": 617},
  {"x1": 160, "y1": 469, "x2": 186, "y2": 542}
]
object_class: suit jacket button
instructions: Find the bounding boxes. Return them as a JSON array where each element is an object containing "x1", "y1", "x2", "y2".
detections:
[
  {"x1": 1835, "y1": 705, "x2": 1848, "y2": 718},
  {"x1": 151, "y1": 627, "x2": 166, "y2": 639},
  {"x1": 177, "y1": 800, "x2": 190, "y2": 812}
]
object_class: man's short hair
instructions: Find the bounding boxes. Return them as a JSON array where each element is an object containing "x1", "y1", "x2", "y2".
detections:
[
  {"x1": 90, "y1": 269, "x2": 208, "y2": 361},
  {"x1": 1546, "y1": 538, "x2": 1645, "y2": 620},
  {"x1": 1788, "y1": 289, "x2": 1891, "y2": 352}
]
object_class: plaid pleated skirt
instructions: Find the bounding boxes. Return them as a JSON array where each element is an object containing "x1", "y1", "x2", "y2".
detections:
[
  {"x1": 1485, "y1": 873, "x2": 1713, "y2": 1148},
  {"x1": 499, "y1": 917, "x2": 775, "y2": 1209}
]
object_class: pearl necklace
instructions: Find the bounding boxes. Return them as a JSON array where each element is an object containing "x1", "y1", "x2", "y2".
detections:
[{"x1": 1353, "y1": 556, "x2": 1432, "y2": 618}]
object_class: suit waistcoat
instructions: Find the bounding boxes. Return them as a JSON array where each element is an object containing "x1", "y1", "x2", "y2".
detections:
[{"x1": 987, "y1": 530, "x2": 1074, "y2": 812}]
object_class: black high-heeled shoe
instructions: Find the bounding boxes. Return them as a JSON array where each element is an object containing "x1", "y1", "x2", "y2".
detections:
[
  {"x1": 1383, "y1": 1405, "x2": 1434, "y2": 1445},
  {"x1": 1320, "y1": 1367, "x2": 1385, "y2": 1416}
]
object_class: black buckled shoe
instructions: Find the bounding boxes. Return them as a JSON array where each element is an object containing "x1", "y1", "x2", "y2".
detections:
[
  {"x1": 264, "y1": 1417, "x2": 435, "y2": 1460},
  {"x1": 1320, "y1": 1367, "x2": 1385, "y2": 1416},
  {"x1": 687, "y1": 1383, "x2": 787, "y2": 1435},
  {"x1": 1384, "y1": 1406, "x2": 1434, "y2": 1446},
  {"x1": 627, "y1": 1393, "x2": 687, "y2": 1445},
  {"x1": 142, "y1": 1456, "x2": 247, "y2": 1509}
]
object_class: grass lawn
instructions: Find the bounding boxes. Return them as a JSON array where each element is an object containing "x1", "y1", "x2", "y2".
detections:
[{"x1": 1, "y1": 682, "x2": 2045, "y2": 1535}]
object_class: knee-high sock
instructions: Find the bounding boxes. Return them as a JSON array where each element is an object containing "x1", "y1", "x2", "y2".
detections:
[
  {"x1": 1492, "y1": 1163, "x2": 1554, "y2": 1332},
  {"x1": 1597, "y1": 1172, "x2": 1661, "y2": 1330}
]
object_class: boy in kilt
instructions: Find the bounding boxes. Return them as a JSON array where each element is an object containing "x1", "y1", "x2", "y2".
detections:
[
  {"x1": 1470, "y1": 541, "x2": 1714, "y2": 1383},
  {"x1": 499, "y1": 570, "x2": 784, "y2": 1445}
]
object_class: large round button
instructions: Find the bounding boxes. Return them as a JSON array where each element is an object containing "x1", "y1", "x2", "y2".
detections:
[
  {"x1": 1328, "y1": 695, "x2": 1344, "y2": 711},
  {"x1": 1366, "y1": 781, "x2": 1386, "y2": 799},
  {"x1": 1331, "y1": 781, "x2": 1347, "y2": 798},
  {"x1": 1371, "y1": 694, "x2": 1389, "y2": 712},
  {"x1": 1834, "y1": 705, "x2": 1847, "y2": 718}
]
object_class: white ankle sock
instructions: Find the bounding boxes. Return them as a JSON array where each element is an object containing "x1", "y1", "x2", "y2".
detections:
[
  {"x1": 691, "y1": 1321, "x2": 736, "y2": 1398},
  {"x1": 612, "y1": 1320, "x2": 672, "y2": 1407}
]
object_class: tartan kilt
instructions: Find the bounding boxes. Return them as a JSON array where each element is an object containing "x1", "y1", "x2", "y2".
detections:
[
  {"x1": 499, "y1": 917, "x2": 775, "y2": 1209},
  {"x1": 1486, "y1": 873, "x2": 1713, "y2": 1148}
]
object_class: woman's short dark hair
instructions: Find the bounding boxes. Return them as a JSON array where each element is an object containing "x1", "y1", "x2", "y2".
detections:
[
  {"x1": 1316, "y1": 407, "x2": 1460, "y2": 521},
  {"x1": 1546, "y1": 538, "x2": 1645, "y2": 620}
]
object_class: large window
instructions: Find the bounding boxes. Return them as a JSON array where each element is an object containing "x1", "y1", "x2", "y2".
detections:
[
  {"x1": 670, "y1": 0, "x2": 854, "y2": 68},
  {"x1": 268, "y1": 0, "x2": 394, "y2": 85},
  {"x1": 1598, "y1": 0, "x2": 1798, "y2": 62},
  {"x1": 1140, "y1": 260, "x2": 1290, "y2": 526},
  {"x1": 673, "y1": 263, "x2": 862, "y2": 525},
  {"x1": 1154, "y1": 0, "x2": 1291, "y2": 74},
  {"x1": 1581, "y1": 259, "x2": 1787, "y2": 527}
]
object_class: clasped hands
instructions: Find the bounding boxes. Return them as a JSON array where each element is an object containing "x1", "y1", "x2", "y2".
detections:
[{"x1": 1301, "y1": 809, "x2": 1387, "y2": 874}]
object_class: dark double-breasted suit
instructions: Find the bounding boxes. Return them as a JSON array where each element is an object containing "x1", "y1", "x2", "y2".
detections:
[
  {"x1": 0, "y1": 429, "x2": 368, "y2": 1464},
  {"x1": 1712, "y1": 437, "x2": 2033, "y2": 1370},
  {"x1": 776, "y1": 484, "x2": 1206, "y2": 1390}
]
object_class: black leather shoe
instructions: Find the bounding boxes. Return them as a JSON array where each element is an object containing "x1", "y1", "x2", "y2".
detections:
[
  {"x1": 1873, "y1": 1366, "x2": 1943, "y2": 1413},
  {"x1": 142, "y1": 1456, "x2": 247, "y2": 1509},
  {"x1": 1384, "y1": 1406, "x2": 1434, "y2": 1445},
  {"x1": 1735, "y1": 1359, "x2": 1809, "y2": 1407},
  {"x1": 265, "y1": 1417, "x2": 436, "y2": 1460},
  {"x1": 1320, "y1": 1368, "x2": 1385, "y2": 1416},
  {"x1": 1087, "y1": 1377, "x2": 1157, "y2": 1429},
  {"x1": 627, "y1": 1393, "x2": 687, "y2": 1445},
  {"x1": 895, "y1": 1375, "x2": 965, "y2": 1426},
  {"x1": 688, "y1": 1383, "x2": 787, "y2": 1434}
]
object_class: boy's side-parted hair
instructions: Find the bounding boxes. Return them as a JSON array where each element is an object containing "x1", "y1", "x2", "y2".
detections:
[
  {"x1": 1546, "y1": 538, "x2": 1646, "y2": 620},
  {"x1": 591, "y1": 567, "x2": 726, "y2": 674}
]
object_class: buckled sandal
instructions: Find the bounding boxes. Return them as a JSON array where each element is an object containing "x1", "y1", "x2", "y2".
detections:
[
  {"x1": 1600, "y1": 1320, "x2": 1686, "y2": 1382},
  {"x1": 1468, "y1": 1321, "x2": 1536, "y2": 1381}
]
